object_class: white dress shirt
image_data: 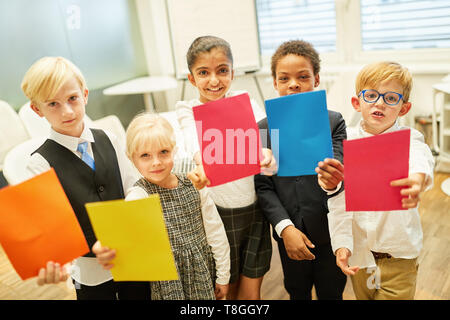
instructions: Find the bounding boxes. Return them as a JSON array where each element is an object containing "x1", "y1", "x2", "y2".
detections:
[
  {"x1": 175, "y1": 90, "x2": 266, "y2": 209},
  {"x1": 25, "y1": 121, "x2": 140, "y2": 286},
  {"x1": 327, "y1": 120, "x2": 435, "y2": 269},
  {"x1": 126, "y1": 184, "x2": 231, "y2": 285}
]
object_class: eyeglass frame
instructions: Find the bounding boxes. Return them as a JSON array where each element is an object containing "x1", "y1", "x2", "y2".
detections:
[{"x1": 358, "y1": 89, "x2": 404, "y2": 106}]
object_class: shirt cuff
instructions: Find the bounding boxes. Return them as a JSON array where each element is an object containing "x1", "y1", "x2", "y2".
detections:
[
  {"x1": 330, "y1": 236, "x2": 353, "y2": 256},
  {"x1": 215, "y1": 274, "x2": 230, "y2": 285},
  {"x1": 274, "y1": 219, "x2": 295, "y2": 238},
  {"x1": 321, "y1": 181, "x2": 342, "y2": 195}
]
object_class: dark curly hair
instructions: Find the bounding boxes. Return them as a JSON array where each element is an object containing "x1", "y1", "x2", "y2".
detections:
[{"x1": 270, "y1": 40, "x2": 321, "y2": 79}]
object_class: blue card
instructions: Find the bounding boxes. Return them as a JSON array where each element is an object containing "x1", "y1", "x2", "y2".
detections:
[{"x1": 264, "y1": 90, "x2": 333, "y2": 176}]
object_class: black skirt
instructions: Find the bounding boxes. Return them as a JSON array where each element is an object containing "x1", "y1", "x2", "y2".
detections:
[{"x1": 216, "y1": 201, "x2": 272, "y2": 284}]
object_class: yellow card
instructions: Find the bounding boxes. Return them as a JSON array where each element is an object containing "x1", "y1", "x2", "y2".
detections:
[{"x1": 85, "y1": 194, "x2": 178, "y2": 281}]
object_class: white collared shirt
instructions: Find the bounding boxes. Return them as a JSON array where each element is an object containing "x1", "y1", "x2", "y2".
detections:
[
  {"x1": 175, "y1": 90, "x2": 266, "y2": 209},
  {"x1": 26, "y1": 121, "x2": 140, "y2": 286},
  {"x1": 327, "y1": 120, "x2": 435, "y2": 269}
]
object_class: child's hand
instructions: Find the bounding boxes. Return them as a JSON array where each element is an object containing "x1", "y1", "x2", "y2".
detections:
[
  {"x1": 281, "y1": 226, "x2": 315, "y2": 260},
  {"x1": 187, "y1": 164, "x2": 210, "y2": 190},
  {"x1": 335, "y1": 248, "x2": 359, "y2": 276},
  {"x1": 92, "y1": 240, "x2": 116, "y2": 270},
  {"x1": 390, "y1": 173, "x2": 426, "y2": 209},
  {"x1": 214, "y1": 283, "x2": 229, "y2": 300},
  {"x1": 315, "y1": 158, "x2": 344, "y2": 191},
  {"x1": 37, "y1": 261, "x2": 69, "y2": 286},
  {"x1": 260, "y1": 148, "x2": 277, "y2": 176}
]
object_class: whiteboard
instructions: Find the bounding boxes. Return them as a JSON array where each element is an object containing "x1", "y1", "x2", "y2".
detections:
[{"x1": 166, "y1": 0, "x2": 261, "y2": 79}]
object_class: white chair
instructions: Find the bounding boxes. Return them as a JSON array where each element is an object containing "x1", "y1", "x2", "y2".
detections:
[
  {"x1": 2, "y1": 137, "x2": 47, "y2": 185},
  {"x1": 90, "y1": 115, "x2": 126, "y2": 148},
  {"x1": 18, "y1": 102, "x2": 51, "y2": 137},
  {"x1": 0, "y1": 100, "x2": 30, "y2": 170}
]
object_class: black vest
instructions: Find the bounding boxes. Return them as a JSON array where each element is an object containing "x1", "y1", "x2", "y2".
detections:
[{"x1": 32, "y1": 129, "x2": 125, "y2": 257}]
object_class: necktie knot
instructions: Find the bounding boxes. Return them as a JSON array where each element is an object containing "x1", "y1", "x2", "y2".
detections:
[
  {"x1": 77, "y1": 141, "x2": 88, "y2": 154},
  {"x1": 77, "y1": 141, "x2": 95, "y2": 170}
]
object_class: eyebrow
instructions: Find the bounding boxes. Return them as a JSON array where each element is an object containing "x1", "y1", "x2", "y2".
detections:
[
  {"x1": 194, "y1": 63, "x2": 230, "y2": 71},
  {"x1": 277, "y1": 69, "x2": 310, "y2": 74},
  {"x1": 44, "y1": 91, "x2": 80, "y2": 103}
]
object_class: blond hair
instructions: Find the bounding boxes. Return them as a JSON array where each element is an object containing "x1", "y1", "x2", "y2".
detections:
[
  {"x1": 355, "y1": 61, "x2": 412, "y2": 102},
  {"x1": 21, "y1": 56, "x2": 87, "y2": 104},
  {"x1": 126, "y1": 113, "x2": 176, "y2": 159}
]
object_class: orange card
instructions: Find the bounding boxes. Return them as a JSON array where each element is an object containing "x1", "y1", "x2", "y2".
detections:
[{"x1": 0, "y1": 169, "x2": 89, "y2": 280}]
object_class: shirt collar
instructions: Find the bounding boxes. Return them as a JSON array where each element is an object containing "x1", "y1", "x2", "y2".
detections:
[
  {"x1": 357, "y1": 119, "x2": 400, "y2": 138},
  {"x1": 49, "y1": 120, "x2": 94, "y2": 152}
]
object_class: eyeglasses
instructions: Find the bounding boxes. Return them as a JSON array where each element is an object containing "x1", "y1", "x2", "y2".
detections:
[{"x1": 358, "y1": 89, "x2": 404, "y2": 106}]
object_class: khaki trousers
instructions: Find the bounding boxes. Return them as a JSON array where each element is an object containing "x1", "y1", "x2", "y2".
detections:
[{"x1": 351, "y1": 257, "x2": 418, "y2": 300}]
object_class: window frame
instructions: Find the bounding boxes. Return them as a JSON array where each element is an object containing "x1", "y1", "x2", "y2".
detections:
[{"x1": 258, "y1": 0, "x2": 450, "y2": 69}]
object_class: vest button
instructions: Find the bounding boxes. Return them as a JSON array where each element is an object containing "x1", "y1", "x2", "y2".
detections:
[{"x1": 98, "y1": 186, "x2": 104, "y2": 192}]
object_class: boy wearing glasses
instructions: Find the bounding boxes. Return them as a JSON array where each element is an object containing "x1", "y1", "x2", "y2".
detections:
[{"x1": 317, "y1": 61, "x2": 434, "y2": 299}]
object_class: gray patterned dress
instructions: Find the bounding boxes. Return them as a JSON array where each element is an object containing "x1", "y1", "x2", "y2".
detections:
[{"x1": 135, "y1": 174, "x2": 216, "y2": 300}]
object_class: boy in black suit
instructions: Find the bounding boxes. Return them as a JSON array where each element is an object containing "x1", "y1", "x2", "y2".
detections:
[{"x1": 255, "y1": 40, "x2": 347, "y2": 300}]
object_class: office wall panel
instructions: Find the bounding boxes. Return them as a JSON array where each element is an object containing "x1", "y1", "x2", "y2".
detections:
[{"x1": 0, "y1": 0, "x2": 147, "y2": 114}]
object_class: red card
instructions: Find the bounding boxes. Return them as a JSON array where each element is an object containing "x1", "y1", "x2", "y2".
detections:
[
  {"x1": 193, "y1": 93, "x2": 263, "y2": 186},
  {"x1": 343, "y1": 129, "x2": 410, "y2": 211},
  {"x1": 0, "y1": 169, "x2": 89, "y2": 279}
]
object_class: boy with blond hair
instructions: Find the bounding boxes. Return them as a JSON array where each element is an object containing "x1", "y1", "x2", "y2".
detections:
[
  {"x1": 319, "y1": 61, "x2": 434, "y2": 299},
  {"x1": 21, "y1": 56, "x2": 150, "y2": 300}
]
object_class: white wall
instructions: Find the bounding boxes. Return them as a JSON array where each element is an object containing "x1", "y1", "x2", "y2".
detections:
[{"x1": 135, "y1": 0, "x2": 450, "y2": 127}]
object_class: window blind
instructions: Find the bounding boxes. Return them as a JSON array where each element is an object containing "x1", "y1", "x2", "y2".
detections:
[
  {"x1": 361, "y1": 0, "x2": 450, "y2": 50},
  {"x1": 256, "y1": 0, "x2": 337, "y2": 55}
]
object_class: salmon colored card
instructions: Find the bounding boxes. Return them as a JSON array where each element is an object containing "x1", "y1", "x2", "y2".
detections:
[
  {"x1": 0, "y1": 169, "x2": 89, "y2": 280},
  {"x1": 343, "y1": 129, "x2": 410, "y2": 211},
  {"x1": 85, "y1": 195, "x2": 178, "y2": 281},
  {"x1": 193, "y1": 93, "x2": 263, "y2": 186}
]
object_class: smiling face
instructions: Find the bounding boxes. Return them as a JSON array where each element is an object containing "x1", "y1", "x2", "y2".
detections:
[
  {"x1": 352, "y1": 79, "x2": 411, "y2": 135},
  {"x1": 30, "y1": 76, "x2": 87, "y2": 137},
  {"x1": 187, "y1": 47, "x2": 234, "y2": 103},
  {"x1": 132, "y1": 142, "x2": 176, "y2": 188},
  {"x1": 273, "y1": 54, "x2": 320, "y2": 97}
]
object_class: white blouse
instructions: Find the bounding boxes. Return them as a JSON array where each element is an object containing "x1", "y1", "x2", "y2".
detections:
[{"x1": 175, "y1": 90, "x2": 266, "y2": 208}]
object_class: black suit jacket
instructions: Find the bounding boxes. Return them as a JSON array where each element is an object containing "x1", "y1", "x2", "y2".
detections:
[{"x1": 255, "y1": 110, "x2": 346, "y2": 246}]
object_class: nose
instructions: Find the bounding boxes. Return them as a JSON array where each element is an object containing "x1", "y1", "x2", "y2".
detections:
[
  {"x1": 62, "y1": 103, "x2": 75, "y2": 116},
  {"x1": 209, "y1": 73, "x2": 219, "y2": 86},
  {"x1": 374, "y1": 96, "x2": 385, "y2": 108},
  {"x1": 152, "y1": 156, "x2": 162, "y2": 166},
  {"x1": 288, "y1": 80, "x2": 299, "y2": 90}
]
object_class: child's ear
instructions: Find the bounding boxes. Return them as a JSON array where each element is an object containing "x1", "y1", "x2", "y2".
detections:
[
  {"x1": 399, "y1": 101, "x2": 412, "y2": 117},
  {"x1": 273, "y1": 78, "x2": 278, "y2": 92},
  {"x1": 187, "y1": 73, "x2": 197, "y2": 87},
  {"x1": 351, "y1": 96, "x2": 361, "y2": 112},
  {"x1": 83, "y1": 88, "x2": 89, "y2": 104},
  {"x1": 314, "y1": 74, "x2": 320, "y2": 88},
  {"x1": 231, "y1": 69, "x2": 235, "y2": 81},
  {"x1": 30, "y1": 102, "x2": 44, "y2": 117}
]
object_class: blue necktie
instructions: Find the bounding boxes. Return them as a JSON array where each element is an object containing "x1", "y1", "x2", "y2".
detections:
[{"x1": 77, "y1": 141, "x2": 95, "y2": 171}]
